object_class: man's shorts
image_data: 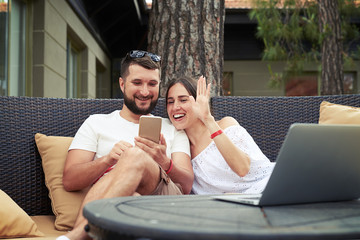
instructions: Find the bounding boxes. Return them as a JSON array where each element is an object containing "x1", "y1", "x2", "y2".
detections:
[{"x1": 150, "y1": 166, "x2": 183, "y2": 195}]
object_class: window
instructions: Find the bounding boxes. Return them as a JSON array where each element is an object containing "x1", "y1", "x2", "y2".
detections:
[
  {"x1": 223, "y1": 72, "x2": 233, "y2": 96},
  {"x1": 8, "y1": 0, "x2": 26, "y2": 96},
  {"x1": 285, "y1": 72, "x2": 357, "y2": 96},
  {"x1": 66, "y1": 40, "x2": 81, "y2": 98},
  {"x1": 285, "y1": 74, "x2": 318, "y2": 96},
  {"x1": 344, "y1": 72, "x2": 357, "y2": 94},
  {"x1": 0, "y1": 0, "x2": 27, "y2": 96},
  {"x1": 0, "y1": 0, "x2": 8, "y2": 96},
  {"x1": 96, "y1": 59, "x2": 107, "y2": 98}
]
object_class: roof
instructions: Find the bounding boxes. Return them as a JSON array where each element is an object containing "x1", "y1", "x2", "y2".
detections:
[
  {"x1": 146, "y1": 0, "x2": 360, "y2": 9},
  {"x1": 225, "y1": 0, "x2": 254, "y2": 9},
  {"x1": 145, "y1": 0, "x2": 254, "y2": 9},
  {"x1": 0, "y1": 2, "x2": 7, "y2": 12}
]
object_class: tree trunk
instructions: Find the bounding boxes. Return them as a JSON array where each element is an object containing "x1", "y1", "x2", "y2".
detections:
[
  {"x1": 147, "y1": 0, "x2": 225, "y2": 97},
  {"x1": 318, "y1": 0, "x2": 344, "y2": 95}
]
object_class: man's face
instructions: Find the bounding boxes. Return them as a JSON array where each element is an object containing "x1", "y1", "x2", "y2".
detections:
[{"x1": 120, "y1": 64, "x2": 160, "y2": 115}]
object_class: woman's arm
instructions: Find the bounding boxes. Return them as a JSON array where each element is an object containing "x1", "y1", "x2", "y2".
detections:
[
  {"x1": 209, "y1": 117, "x2": 250, "y2": 177},
  {"x1": 192, "y1": 76, "x2": 250, "y2": 177}
]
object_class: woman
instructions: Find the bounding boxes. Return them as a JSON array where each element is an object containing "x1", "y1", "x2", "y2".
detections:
[{"x1": 165, "y1": 76, "x2": 275, "y2": 194}]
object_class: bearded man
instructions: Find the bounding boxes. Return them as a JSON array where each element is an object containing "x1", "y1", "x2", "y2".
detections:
[{"x1": 58, "y1": 50, "x2": 193, "y2": 240}]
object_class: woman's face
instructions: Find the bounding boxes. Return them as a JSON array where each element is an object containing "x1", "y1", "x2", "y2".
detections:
[{"x1": 166, "y1": 83, "x2": 194, "y2": 130}]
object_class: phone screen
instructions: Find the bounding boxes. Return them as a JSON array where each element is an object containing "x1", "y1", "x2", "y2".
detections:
[{"x1": 138, "y1": 116, "x2": 162, "y2": 143}]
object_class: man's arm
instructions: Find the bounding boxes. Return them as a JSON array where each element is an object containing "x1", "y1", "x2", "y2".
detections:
[
  {"x1": 63, "y1": 149, "x2": 111, "y2": 191},
  {"x1": 63, "y1": 141, "x2": 133, "y2": 191}
]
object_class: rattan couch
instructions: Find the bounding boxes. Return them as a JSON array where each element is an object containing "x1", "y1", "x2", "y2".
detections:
[{"x1": 1, "y1": 94, "x2": 360, "y2": 239}]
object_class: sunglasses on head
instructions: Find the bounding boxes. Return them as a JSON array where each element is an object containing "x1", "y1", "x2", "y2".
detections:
[{"x1": 127, "y1": 50, "x2": 161, "y2": 62}]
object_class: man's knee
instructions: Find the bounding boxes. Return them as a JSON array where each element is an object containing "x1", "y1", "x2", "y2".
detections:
[{"x1": 118, "y1": 147, "x2": 152, "y2": 171}]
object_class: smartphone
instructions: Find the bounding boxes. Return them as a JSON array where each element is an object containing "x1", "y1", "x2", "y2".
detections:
[{"x1": 138, "y1": 115, "x2": 162, "y2": 143}]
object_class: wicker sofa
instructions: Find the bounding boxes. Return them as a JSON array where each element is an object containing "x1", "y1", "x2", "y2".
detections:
[{"x1": 1, "y1": 94, "x2": 360, "y2": 239}]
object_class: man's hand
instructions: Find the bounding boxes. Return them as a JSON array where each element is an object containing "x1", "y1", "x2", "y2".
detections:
[
  {"x1": 105, "y1": 141, "x2": 134, "y2": 166},
  {"x1": 134, "y1": 134, "x2": 169, "y2": 167},
  {"x1": 135, "y1": 134, "x2": 194, "y2": 194}
]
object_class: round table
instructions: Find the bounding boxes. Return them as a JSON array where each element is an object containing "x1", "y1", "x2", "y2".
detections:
[{"x1": 84, "y1": 195, "x2": 360, "y2": 240}]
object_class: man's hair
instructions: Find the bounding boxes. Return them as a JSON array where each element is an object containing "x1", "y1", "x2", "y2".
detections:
[{"x1": 120, "y1": 55, "x2": 161, "y2": 80}]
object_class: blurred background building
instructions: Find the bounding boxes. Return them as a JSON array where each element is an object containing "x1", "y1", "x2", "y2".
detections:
[{"x1": 0, "y1": 0, "x2": 359, "y2": 98}]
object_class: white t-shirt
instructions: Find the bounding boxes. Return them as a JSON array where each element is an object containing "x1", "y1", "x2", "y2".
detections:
[
  {"x1": 191, "y1": 125, "x2": 275, "y2": 194},
  {"x1": 69, "y1": 110, "x2": 190, "y2": 161}
]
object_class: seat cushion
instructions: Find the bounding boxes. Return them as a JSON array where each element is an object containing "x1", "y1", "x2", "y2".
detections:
[
  {"x1": 35, "y1": 133, "x2": 89, "y2": 231},
  {"x1": 5, "y1": 216, "x2": 67, "y2": 240},
  {"x1": 31, "y1": 215, "x2": 67, "y2": 238},
  {"x1": 0, "y1": 189, "x2": 44, "y2": 238}
]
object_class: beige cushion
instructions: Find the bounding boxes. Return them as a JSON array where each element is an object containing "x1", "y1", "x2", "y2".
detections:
[
  {"x1": 319, "y1": 101, "x2": 360, "y2": 124},
  {"x1": 35, "y1": 133, "x2": 89, "y2": 231},
  {"x1": 0, "y1": 189, "x2": 44, "y2": 238},
  {"x1": 31, "y1": 215, "x2": 67, "y2": 238}
]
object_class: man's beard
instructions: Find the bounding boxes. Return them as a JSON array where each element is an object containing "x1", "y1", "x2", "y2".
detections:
[{"x1": 123, "y1": 91, "x2": 158, "y2": 115}]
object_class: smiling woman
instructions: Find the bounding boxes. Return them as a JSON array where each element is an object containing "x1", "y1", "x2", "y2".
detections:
[{"x1": 165, "y1": 76, "x2": 275, "y2": 195}]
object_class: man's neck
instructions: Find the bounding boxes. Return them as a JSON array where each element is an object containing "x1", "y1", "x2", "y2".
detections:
[{"x1": 119, "y1": 105, "x2": 146, "y2": 124}]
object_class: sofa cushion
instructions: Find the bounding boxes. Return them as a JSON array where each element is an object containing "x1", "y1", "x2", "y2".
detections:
[
  {"x1": 0, "y1": 189, "x2": 44, "y2": 238},
  {"x1": 31, "y1": 215, "x2": 67, "y2": 238},
  {"x1": 319, "y1": 101, "x2": 360, "y2": 124},
  {"x1": 35, "y1": 133, "x2": 89, "y2": 231}
]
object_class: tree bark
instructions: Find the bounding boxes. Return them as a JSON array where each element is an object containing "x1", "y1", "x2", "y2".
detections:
[
  {"x1": 148, "y1": 0, "x2": 225, "y2": 97},
  {"x1": 318, "y1": 0, "x2": 344, "y2": 95}
]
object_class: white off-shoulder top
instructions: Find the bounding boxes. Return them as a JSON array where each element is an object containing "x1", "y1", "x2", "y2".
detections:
[{"x1": 191, "y1": 125, "x2": 275, "y2": 194}]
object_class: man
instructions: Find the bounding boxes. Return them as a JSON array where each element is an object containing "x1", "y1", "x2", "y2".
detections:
[{"x1": 57, "y1": 50, "x2": 193, "y2": 240}]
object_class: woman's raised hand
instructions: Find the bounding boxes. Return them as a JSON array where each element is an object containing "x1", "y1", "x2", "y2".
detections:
[{"x1": 189, "y1": 76, "x2": 213, "y2": 124}]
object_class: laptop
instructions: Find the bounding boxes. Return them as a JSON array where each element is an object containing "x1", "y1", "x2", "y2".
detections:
[{"x1": 214, "y1": 123, "x2": 360, "y2": 206}]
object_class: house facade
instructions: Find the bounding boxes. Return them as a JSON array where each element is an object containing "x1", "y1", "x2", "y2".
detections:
[{"x1": 1, "y1": 0, "x2": 112, "y2": 99}]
